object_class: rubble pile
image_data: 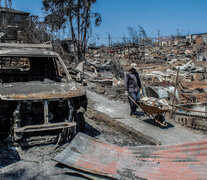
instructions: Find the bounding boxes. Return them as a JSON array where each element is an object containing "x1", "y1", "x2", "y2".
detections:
[
  {"x1": 73, "y1": 42, "x2": 207, "y2": 108},
  {"x1": 69, "y1": 55, "x2": 128, "y2": 102},
  {"x1": 79, "y1": 41, "x2": 207, "y2": 133},
  {"x1": 82, "y1": 43, "x2": 207, "y2": 103},
  {"x1": 175, "y1": 60, "x2": 206, "y2": 73},
  {"x1": 175, "y1": 116, "x2": 207, "y2": 133}
]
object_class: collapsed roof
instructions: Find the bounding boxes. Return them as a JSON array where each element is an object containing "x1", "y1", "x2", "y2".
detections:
[{"x1": 0, "y1": 7, "x2": 30, "y2": 16}]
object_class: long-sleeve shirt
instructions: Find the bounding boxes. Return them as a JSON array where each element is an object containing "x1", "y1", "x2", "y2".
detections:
[{"x1": 124, "y1": 71, "x2": 142, "y2": 93}]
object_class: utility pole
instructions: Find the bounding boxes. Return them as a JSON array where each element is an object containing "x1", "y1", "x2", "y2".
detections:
[
  {"x1": 107, "y1": 32, "x2": 111, "y2": 54},
  {"x1": 158, "y1": 29, "x2": 160, "y2": 38},
  {"x1": 176, "y1": 28, "x2": 179, "y2": 37},
  {"x1": 108, "y1": 33, "x2": 111, "y2": 47},
  {"x1": 171, "y1": 68, "x2": 180, "y2": 119}
]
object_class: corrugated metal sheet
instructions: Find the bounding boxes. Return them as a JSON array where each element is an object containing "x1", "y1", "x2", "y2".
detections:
[{"x1": 54, "y1": 133, "x2": 207, "y2": 180}]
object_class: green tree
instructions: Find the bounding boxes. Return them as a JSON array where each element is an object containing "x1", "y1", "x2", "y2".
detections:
[{"x1": 43, "y1": 0, "x2": 101, "y2": 63}]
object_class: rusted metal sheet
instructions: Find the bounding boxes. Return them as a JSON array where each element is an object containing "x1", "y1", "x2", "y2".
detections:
[
  {"x1": 183, "y1": 81, "x2": 207, "y2": 90},
  {"x1": 54, "y1": 133, "x2": 207, "y2": 180}
]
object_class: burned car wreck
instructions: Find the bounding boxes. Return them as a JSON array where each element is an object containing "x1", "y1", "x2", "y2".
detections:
[{"x1": 0, "y1": 47, "x2": 87, "y2": 144}]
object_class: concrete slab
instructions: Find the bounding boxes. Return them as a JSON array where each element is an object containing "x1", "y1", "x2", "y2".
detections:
[{"x1": 87, "y1": 90, "x2": 207, "y2": 145}]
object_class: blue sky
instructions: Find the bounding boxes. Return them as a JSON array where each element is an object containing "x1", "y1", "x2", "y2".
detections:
[{"x1": 11, "y1": 0, "x2": 207, "y2": 45}]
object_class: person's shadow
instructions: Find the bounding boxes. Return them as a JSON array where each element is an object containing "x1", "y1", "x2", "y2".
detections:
[
  {"x1": 143, "y1": 118, "x2": 174, "y2": 129},
  {"x1": 84, "y1": 122, "x2": 101, "y2": 137}
]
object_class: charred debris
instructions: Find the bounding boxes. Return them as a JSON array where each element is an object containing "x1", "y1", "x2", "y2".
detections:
[
  {"x1": 78, "y1": 33, "x2": 207, "y2": 132},
  {"x1": 0, "y1": 5, "x2": 207, "y2": 144},
  {"x1": 0, "y1": 4, "x2": 207, "y2": 180}
]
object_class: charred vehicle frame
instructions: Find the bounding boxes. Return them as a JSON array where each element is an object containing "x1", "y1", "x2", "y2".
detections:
[{"x1": 0, "y1": 45, "x2": 87, "y2": 144}]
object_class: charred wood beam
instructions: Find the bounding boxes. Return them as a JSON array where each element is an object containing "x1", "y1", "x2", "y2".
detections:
[
  {"x1": 13, "y1": 102, "x2": 21, "y2": 128},
  {"x1": 14, "y1": 122, "x2": 76, "y2": 133}
]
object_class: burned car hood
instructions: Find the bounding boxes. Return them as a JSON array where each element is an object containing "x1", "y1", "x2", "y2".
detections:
[{"x1": 0, "y1": 82, "x2": 86, "y2": 100}]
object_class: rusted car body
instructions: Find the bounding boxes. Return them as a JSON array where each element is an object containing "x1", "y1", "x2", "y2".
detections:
[{"x1": 0, "y1": 47, "x2": 87, "y2": 143}]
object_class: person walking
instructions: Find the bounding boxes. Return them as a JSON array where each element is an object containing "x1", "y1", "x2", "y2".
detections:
[{"x1": 124, "y1": 63, "x2": 142, "y2": 117}]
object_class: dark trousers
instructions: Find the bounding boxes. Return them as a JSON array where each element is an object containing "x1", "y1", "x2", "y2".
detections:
[{"x1": 128, "y1": 91, "x2": 140, "y2": 115}]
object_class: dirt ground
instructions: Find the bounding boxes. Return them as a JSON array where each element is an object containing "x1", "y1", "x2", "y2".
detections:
[{"x1": 0, "y1": 113, "x2": 147, "y2": 180}]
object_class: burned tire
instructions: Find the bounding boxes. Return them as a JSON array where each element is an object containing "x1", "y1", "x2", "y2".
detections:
[
  {"x1": 74, "y1": 112, "x2": 85, "y2": 132},
  {"x1": 154, "y1": 114, "x2": 167, "y2": 128}
]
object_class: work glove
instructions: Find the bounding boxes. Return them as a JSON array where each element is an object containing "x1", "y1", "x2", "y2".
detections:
[{"x1": 124, "y1": 91, "x2": 128, "y2": 96}]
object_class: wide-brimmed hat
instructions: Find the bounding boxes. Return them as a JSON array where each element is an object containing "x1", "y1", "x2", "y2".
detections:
[{"x1": 129, "y1": 63, "x2": 137, "y2": 70}]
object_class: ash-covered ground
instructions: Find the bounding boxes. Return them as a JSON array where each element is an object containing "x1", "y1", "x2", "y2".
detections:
[{"x1": 0, "y1": 115, "x2": 146, "y2": 180}]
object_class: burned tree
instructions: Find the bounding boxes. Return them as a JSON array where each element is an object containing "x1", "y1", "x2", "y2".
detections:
[
  {"x1": 0, "y1": 7, "x2": 30, "y2": 43},
  {"x1": 126, "y1": 26, "x2": 140, "y2": 62},
  {"x1": 0, "y1": 0, "x2": 12, "y2": 8},
  {"x1": 138, "y1": 25, "x2": 147, "y2": 61},
  {"x1": 43, "y1": 0, "x2": 102, "y2": 63},
  {"x1": 21, "y1": 16, "x2": 51, "y2": 44},
  {"x1": 0, "y1": 4, "x2": 51, "y2": 44},
  {"x1": 122, "y1": 26, "x2": 148, "y2": 62}
]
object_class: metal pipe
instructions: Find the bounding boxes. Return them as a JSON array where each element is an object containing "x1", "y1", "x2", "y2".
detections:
[
  {"x1": 68, "y1": 99, "x2": 74, "y2": 122},
  {"x1": 44, "y1": 100, "x2": 49, "y2": 124}
]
